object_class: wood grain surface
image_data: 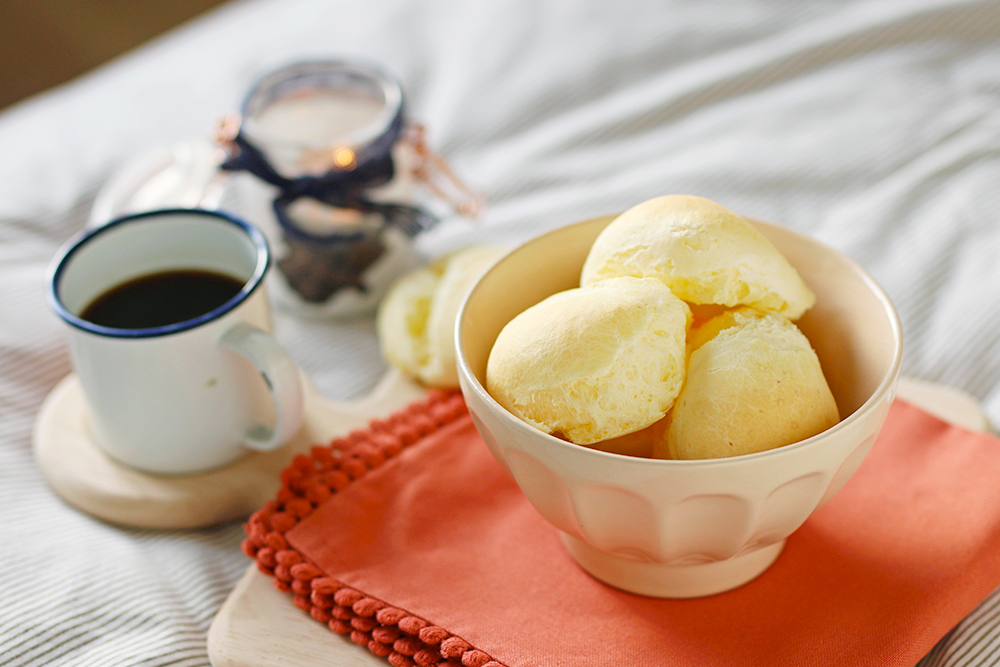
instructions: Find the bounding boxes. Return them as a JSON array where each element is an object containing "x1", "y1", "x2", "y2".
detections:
[{"x1": 32, "y1": 369, "x2": 427, "y2": 529}]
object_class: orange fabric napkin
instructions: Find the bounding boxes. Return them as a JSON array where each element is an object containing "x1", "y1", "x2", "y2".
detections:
[{"x1": 243, "y1": 392, "x2": 1000, "y2": 667}]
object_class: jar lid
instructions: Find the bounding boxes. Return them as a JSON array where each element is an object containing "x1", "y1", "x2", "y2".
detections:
[{"x1": 239, "y1": 59, "x2": 405, "y2": 179}]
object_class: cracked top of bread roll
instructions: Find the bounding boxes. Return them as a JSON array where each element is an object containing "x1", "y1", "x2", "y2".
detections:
[
  {"x1": 659, "y1": 308, "x2": 839, "y2": 460},
  {"x1": 486, "y1": 276, "x2": 690, "y2": 446},
  {"x1": 581, "y1": 195, "x2": 816, "y2": 320}
]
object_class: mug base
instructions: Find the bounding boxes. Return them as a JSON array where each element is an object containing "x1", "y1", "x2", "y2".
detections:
[
  {"x1": 560, "y1": 532, "x2": 785, "y2": 599},
  {"x1": 95, "y1": 440, "x2": 252, "y2": 477}
]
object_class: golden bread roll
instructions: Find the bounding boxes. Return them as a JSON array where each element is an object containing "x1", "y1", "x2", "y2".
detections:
[
  {"x1": 486, "y1": 276, "x2": 690, "y2": 445},
  {"x1": 658, "y1": 308, "x2": 839, "y2": 460},
  {"x1": 581, "y1": 195, "x2": 815, "y2": 320},
  {"x1": 377, "y1": 245, "x2": 507, "y2": 388}
]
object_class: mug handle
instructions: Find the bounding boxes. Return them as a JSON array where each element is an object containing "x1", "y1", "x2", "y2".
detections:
[{"x1": 220, "y1": 322, "x2": 304, "y2": 451}]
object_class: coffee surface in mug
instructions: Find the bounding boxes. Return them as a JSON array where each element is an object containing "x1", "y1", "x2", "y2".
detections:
[{"x1": 80, "y1": 269, "x2": 245, "y2": 329}]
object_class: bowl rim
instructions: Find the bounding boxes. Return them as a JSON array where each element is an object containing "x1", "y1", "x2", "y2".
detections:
[{"x1": 455, "y1": 213, "x2": 904, "y2": 468}]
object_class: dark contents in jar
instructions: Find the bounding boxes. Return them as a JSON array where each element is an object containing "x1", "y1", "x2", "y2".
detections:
[{"x1": 278, "y1": 233, "x2": 386, "y2": 302}]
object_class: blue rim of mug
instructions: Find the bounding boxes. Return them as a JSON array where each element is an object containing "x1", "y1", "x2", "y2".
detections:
[{"x1": 47, "y1": 208, "x2": 271, "y2": 339}]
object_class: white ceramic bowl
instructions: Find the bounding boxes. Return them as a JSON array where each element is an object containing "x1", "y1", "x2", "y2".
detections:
[{"x1": 456, "y1": 214, "x2": 903, "y2": 598}]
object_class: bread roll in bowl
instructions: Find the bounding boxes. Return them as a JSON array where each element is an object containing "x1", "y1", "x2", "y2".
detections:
[
  {"x1": 581, "y1": 195, "x2": 815, "y2": 320},
  {"x1": 486, "y1": 276, "x2": 690, "y2": 445},
  {"x1": 660, "y1": 308, "x2": 840, "y2": 460}
]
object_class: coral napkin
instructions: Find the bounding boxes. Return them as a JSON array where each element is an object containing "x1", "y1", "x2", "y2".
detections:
[{"x1": 243, "y1": 391, "x2": 1000, "y2": 667}]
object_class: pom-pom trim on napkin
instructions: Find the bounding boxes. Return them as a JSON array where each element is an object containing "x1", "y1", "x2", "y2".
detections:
[{"x1": 242, "y1": 389, "x2": 506, "y2": 667}]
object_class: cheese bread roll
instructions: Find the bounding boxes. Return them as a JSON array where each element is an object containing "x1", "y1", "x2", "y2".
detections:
[
  {"x1": 659, "y1": 308, "x2": 839, "y2": 460},
  {"x1": 487, "y1": 276, "x2": 690, "y2": 445},
  {"x1": 581, "y1": 195, "x2": 815, "y2": 320},
  {"x1": 377, "y1": 246, "x2": 507, "y2": 388}
]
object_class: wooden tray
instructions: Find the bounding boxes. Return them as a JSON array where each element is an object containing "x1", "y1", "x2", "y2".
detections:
[
  {"x1": 206, "y1": 377, "x2": 992, "y2": 667},
  {"x1": 32, "y1": 369, "x2": 426, "y2": 529}
]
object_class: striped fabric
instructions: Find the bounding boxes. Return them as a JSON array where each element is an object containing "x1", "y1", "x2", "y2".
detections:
[{"x1": 2, "y1": 0, "x2": 1000, "y2": 664}]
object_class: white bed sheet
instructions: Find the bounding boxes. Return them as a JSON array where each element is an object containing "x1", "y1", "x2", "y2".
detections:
[{"x1": 2, "y1": 0, "x2": 1000, "y2": 664}]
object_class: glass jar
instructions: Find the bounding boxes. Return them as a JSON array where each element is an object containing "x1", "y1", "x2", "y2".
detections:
[{"x1": 218, "y1": 59, "x2": 481, "y2": 318}]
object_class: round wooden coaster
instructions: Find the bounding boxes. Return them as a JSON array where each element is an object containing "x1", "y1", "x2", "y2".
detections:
[
  {"x1": 32, "y1": 370, "x2": 426, "y2": 529},
  {"x1": 205, "y1": 377, "x2": 992, "y2": 667}
]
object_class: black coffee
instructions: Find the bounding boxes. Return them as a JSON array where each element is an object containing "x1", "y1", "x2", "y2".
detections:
[{"x1": 80, "y1": 269, "x2": 245, "y2": 329}]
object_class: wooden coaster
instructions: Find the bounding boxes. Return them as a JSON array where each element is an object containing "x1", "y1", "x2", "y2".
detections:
[
  {"x1": 205, "y1": 378, "x2": 993, "y2": 667},
  {"x1": 32, "y1": 370, "x2": 426, "y2": 529}
]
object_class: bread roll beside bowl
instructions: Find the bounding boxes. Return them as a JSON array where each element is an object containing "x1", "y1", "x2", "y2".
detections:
[
  {"x1": 456, "y1": 214, "x2": 902, "y2": 598},
  {"x1": 377, "y1": 245, "x2": 507, "y2": 388}
]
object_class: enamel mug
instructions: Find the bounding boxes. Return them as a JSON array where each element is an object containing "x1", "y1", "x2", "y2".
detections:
[{"x1": 47, "y1": 209, "x2": 303, "y2": 475}]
